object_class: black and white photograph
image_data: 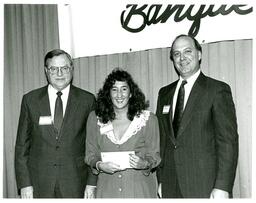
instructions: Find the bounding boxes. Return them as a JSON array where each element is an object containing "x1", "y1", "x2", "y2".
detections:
[{"x1": 1, "y1": 0, "x2": 255, "y2": 199}]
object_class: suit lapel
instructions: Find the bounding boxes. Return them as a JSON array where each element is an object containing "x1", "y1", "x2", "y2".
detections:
[
  {"x1": 38, "y1": 86, "x2": 56, "y2": 140},
  {"x1": 161, "y1": 81, "x2": 177, "y2": 145},
  {"x1": 177, "y1": 73, "x2": 206, "y2": 137},
  {"x1": 59, "y1": 85, "x2": 79, "y2": 139}
]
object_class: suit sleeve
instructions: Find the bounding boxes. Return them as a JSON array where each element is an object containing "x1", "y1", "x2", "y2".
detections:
[
  {"x1": 212, "y1": 84, "x2": 239, "y2": 193},
  {"x1": 85, "y1": 112, "x2": 101, "y2": 176},
  {"x1": 86, "y1": 166, "x2": 98, "y2": 186},
  {"x1": 85, "y1": 97, "x2": 98, "y2": 186},
  {"x1": 15, "y1": 95, "x2": 32, "y2": 190},
  {"x1": 155, "y1": 90, "x2": 165, "y2": 184},
  {"x1": 90, "y1": 95, "x2": 96, "y2": 111}
]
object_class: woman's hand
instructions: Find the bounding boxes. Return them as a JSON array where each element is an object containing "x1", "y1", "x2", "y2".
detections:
[
  {"x1": 129, "y1": 154, "x2": 149, "y2": 169},
  {"x1": 98, "y1": 161, "x2": 121, "y2": 174}
]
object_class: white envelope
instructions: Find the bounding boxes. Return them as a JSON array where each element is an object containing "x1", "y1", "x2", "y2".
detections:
[
  {"x1": 101, "y1": 151, "x2": 135, "y2": 169},
  {"x1": 39, "y1": 116, "x2": 52, "y2": 125}
]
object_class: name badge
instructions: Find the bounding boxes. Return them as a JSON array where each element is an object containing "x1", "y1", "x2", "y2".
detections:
[
  {"x1": 100, "y1": 123, "x2": 114, "y2": 135},
  {"x1": 162, "y1": 105, "x2": 170, "y2": 114},
  {"x1": 39, "y1": 116, "x2": 52, "y2": 125}
]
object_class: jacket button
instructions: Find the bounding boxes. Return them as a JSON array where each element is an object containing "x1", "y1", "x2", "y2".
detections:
[{"x1": 56, "y1": 146, "x2": 60, "y2": 150}]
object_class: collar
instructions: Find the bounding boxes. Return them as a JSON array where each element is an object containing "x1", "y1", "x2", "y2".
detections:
[
  {"x1": 179, "y1": 69, "x2": 201, "y2": 85},
  {"x1": 48, "y1": 84, "x2": 70, "y2": 97}
]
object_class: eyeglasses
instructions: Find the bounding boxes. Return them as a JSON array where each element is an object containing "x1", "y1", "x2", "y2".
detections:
[
  {"x1": 47, "y1": 66, "x2": 72, "y2": 74},
  {"x1": 172, "y1": 48, "x2": 194, "y2": 59}
]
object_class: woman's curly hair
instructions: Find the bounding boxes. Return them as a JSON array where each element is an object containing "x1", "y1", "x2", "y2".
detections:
[{"x1": 95, "y1": 68, "x2": 149, "y2": 123}]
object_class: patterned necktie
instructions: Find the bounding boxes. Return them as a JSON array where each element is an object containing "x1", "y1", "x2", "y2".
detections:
[
  {"x1": 54, "y1": 91, "x2": 63, "y2": 131},
  {"x1": 173, "y1": 80, "x2": 187, "y2": 138}
]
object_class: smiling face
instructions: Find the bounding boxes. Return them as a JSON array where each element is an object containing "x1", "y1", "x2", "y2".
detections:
[
  {"x1": 110, "y1": 81, "x2": 131, "y2": 111},
  {"x1": 171, "y1": 36, "x2": 201, "y2": 79},
  {"x1": 45, "y1": 54, "x2": 73, "y2": 91}
]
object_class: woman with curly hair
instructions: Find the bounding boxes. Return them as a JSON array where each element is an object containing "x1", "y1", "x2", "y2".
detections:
[{"x1": 85, "y1": 68, "x2": 161, "y2": 198}]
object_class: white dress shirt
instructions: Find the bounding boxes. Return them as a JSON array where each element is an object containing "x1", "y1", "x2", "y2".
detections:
[
  {"x1": 172, "y1": 70, "x2": 201, "y2": 119},
  {"x1": 48, "y1": 84, "x2": 70, "y2": 121}
]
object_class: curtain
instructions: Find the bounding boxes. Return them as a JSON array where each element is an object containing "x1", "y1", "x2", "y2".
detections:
[
  {"x1": 72, "y1": 39, "x2": 252, "y2": 198},
  {"x1": 4, "y1": 4, "x2": 59, "y2": 198}
]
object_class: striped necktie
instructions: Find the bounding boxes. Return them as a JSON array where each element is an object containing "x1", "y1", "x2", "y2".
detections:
[
  {"x1": 54, "y1": 91, "x2": 63, "y2": 131},
  {"x1": 173, "y1": 80, "x2": 187, "y2": 137}
]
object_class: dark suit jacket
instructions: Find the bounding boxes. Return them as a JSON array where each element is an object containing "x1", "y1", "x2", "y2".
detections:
[
  {"x1": 15, "y1": 85, "x2": 97, "y2": 198},
  {"x1": 156, "y1": 73, "x2": 238, "y2": 198}
]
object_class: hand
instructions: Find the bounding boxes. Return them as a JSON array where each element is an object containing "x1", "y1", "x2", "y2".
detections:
[
  {"x1": 158, "y1": 183, "x2": 162, "y2": 198},
  {"x1": 98, "y1": 162, "x2": 121, "y2": 174},
  {"x1": 210, "y1": 188, "x2": 229, "y2": 199},
  {"x1": 129, "y1": 154, "x2": 149, "y2": 169},
  {"x1": 20, "y1": 186, "x2": 33, "y2": 198},
  {"x1": 84, "y1": 185, "x2": 96, "y2": 198}
]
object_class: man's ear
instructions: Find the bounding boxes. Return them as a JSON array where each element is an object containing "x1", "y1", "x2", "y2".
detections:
[
  {"x1": 198, "y1": 51, "x2": 202, "y2": 61},
  {"x1": 44, "y1": 67, "x2": 49, "y2": 76}
]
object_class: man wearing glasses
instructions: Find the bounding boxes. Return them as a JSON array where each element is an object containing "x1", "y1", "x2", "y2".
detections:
[{"x1": 15, "y1": 49, "x2": 96, "y2": 198}]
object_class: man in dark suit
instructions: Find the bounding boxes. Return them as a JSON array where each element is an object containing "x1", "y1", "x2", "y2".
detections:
[
  {"x1": 15, "y1": 49, "x2": 96, "y2": 198},
  {"x1": 156, "y1": 35, "x2": 238, "y2": 198}
]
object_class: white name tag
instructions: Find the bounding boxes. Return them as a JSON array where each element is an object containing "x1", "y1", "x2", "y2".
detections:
[
  {"x1": 100, "y1": 123, "x2": 113, "y2": 135},
  {"x1": 39, "y1": 116, "x2": 52, "y2": 125},
  {"x1": 162, "y1": 105, "x2": 170, "y2": 114}
]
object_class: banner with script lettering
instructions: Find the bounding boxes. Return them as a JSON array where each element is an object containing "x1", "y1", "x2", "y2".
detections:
[{"x1": 58, "y1": 0, "x2": 255, "y2": 57}]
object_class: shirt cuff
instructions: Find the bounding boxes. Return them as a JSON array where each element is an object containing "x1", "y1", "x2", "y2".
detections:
[
  {"x1": 95, "y1": 161, "x2": 103, "y2": 172},
  {"x1": 86, "y1": 185, "x2": 97, "y2": 189}
]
